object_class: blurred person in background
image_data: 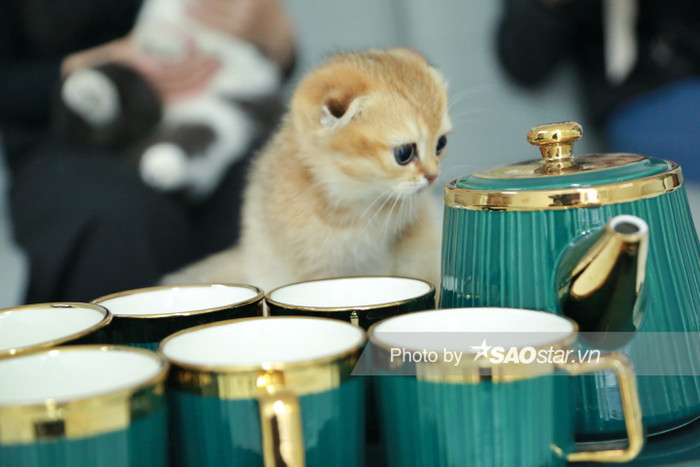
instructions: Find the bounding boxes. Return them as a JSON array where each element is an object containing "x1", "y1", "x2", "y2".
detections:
[
  {"x1": 496, "y1": 0, "x2": 700, "y2": 181},
  {"x1": 0, "y1": 0, "x2": 295, "y2": 303}
]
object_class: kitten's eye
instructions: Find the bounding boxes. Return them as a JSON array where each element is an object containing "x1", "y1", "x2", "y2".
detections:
[
  {"x1": 394, "y1": 144, "x2": 416, "y2": 165},
  {"x1": 436, "y1": 135, "x2": 447, "y2": 155}
]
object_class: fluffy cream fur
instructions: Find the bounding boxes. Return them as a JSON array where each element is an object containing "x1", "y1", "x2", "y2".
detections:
[{"x1": 163, "y1": 48, "x2": 451, "y2": 292}]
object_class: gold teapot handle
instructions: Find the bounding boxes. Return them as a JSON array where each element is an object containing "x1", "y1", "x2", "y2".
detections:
[
  {"x1": 257, "y1": 370, "x2": 305, "y2": 467},
  {"x1": 527, "y1": 121, "x2": 582, "y2": 164},
  {"x1": 558, "y1": 352, "x2": 644, "y2": 463}
]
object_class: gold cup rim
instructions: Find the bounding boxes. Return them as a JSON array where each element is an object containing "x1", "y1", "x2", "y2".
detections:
[
  {"x1": 0, "y1": 345, "x2": 169, "y2": 410},
  {"x1": 265, "y1": 275, "x2": 435, "y2": 313},
  {"x1": 159, "y1": 315, "x2": 367, "y2": 374},
  {"x1": 367, "y1": 307, "x2": 580, "y2": 383},
  {"x1": 0, "y1": 345, "x2": 169, "y2": 443},
  {"x1": 0, "y1": 303, "x2": 113, "y2": 359},
  {"x1": 92, "y1": 283, "x2": 264, "y2": 320},
  {"x1": 445, "y1": 162, "x2": 682, "y2": 211},
  {"x1": 160, "y1": 316, "x2": 367, "y2": 399}
]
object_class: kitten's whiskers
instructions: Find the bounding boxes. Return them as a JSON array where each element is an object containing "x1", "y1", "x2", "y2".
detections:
[
  {"x1": 381, "y1": 193, "x2": 404, "y2": 240},
  {"x1": 358, "y1": 187, "x2": 394, "y2": 221},
  {"x1": 360, "y1": 188, "x2": 397, "y2": 229}
]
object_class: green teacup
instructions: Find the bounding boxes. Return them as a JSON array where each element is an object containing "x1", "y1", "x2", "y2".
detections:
[
  {"x1": 369, "y1": 308, "x2": 644, "y2": 467},
  {"x1": 159, "y1": 316, "x2": 366, "y2": 467},
  {"x1": 0, "y1": 302, "x2": 111, "y2": 358},
  {"x1": 93, "y1": 283, "x2": 263, "y2": 350},
  {"x1": 266, "y1": 276, "x2": 433, "y2": 447},
  {"x1": 266, "y1": 276, "x2": 435, "y2": 330},
  {"x1": 0, "y1": 345, "x2": 169, "y2": 467}
]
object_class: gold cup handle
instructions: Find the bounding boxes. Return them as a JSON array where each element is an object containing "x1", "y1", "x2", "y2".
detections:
[
  {"x1": 257, "y1": 371, "x2": 305, "y2": 467},
  {"x1": 558, "y1": 352, "x2": 644, "y2": 463}
]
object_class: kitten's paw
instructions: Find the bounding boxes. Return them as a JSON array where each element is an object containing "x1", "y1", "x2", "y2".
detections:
[
  {"x1": 61, "y1": 68, "x2": 120, "y2": 127},
  {"x1": 140, "y1": 143, "x2": 188, "y2": 191}
]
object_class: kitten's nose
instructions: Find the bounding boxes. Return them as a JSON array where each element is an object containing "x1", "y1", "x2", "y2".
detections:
[{"x1": 425, "y1": 174, "x2": 438, "y2": 185}]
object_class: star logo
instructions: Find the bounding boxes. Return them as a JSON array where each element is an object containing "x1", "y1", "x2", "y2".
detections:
[{"x1": 471, "y1": 339, "x2": 492, "y2": 361}]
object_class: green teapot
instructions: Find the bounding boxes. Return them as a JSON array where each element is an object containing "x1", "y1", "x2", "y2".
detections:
[{"x1": 441, "y1": 121, "x2": 700, "y2": 439}]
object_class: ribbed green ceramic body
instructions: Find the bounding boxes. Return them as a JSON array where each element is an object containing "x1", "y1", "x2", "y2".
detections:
[
  {"x1": 168, "y1": 378, "x2": 365, "y2": 466},
  {"x1": 375, "y1": 375, "x2": 573, "y2": 466},
  {"x1": 0, "y1": 406, "x2": 167, "y2": 467},
  {"x1": 440, "y1": 187, "x2": 700, "y2": 436}
]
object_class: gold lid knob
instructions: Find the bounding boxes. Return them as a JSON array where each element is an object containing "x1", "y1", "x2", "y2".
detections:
[{"x1": 527, "y1": 121, "x2": 582, "y2": 163}]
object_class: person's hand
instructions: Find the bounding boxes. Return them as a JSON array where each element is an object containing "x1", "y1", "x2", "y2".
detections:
[
  {"x1": 187, "y1": 0, "x2": 295, "y2": 70},
  {"x1": 61, "y1": 37, "x2": 133, "y2": 76},
  {"x1": 62, "y1": 35, "x2": 221, "y2": 104},
  {"x1": 128, "y1": 37, "x2": 221, "y2": 104}
]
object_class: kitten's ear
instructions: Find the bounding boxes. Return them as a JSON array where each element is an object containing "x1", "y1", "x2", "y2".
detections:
[{"x1": 320, "y1": 95, "x2": 361, "y2": 129}]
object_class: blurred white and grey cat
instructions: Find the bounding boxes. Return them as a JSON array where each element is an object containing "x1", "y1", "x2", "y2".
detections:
[
  {"x1": 163, "y1": 48, "x2": 451, "y2": 291},
  {"x1": 56, "y1": 0, "x2": 281, "y2": 200}
]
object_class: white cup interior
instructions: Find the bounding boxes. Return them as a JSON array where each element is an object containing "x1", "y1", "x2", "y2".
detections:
[
  {"x1": 372, "y1": 308, "x2": 575, "y2": 352},
  {"x1": 162, "y1": 317, "x2": 365, "y2": 367},
  {"x1": 0, "y1": 348, "x2": 164, "y2": 405},
  {"x1": 268, "y1": 277, "x2": 431, "y2": 308},
  {"x1": 0, "y1": 304, "x2": 107, "y2": 352},
  {"x1": 97, "y1": 284, "x2": 259, "y2": 317}
]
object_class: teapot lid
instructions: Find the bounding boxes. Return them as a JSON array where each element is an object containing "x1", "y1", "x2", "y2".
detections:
[{"x1": 446, "y1": 122, "x2": 682, "y2": 211}]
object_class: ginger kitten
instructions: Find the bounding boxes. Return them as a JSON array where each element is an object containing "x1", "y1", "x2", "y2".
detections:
[{"x1": 163, "y1": 48, "x2": 451, "y2": 292}]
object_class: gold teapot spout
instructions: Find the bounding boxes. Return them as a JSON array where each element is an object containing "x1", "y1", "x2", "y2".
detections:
[{"x1": 556, "y1": 215, "x2": 649, "y2": 348}]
